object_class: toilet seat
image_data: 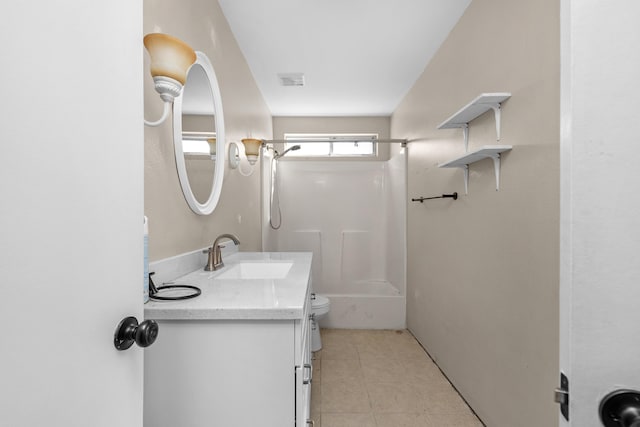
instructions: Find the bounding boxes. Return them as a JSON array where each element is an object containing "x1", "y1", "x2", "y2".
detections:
[
  {"x1": 312, "y1": 295, "x2": 330, "y2": 308},
  {"x1": 312, "y1": 295, "x2": 330, "y2": 315}
]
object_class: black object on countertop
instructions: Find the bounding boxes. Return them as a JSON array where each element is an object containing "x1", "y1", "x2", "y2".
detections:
[{"x1": 149, "y1": 272, "x2": 201, "y2": 301}]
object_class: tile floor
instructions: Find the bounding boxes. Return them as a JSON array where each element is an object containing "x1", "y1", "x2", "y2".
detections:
[{"x1": 310, "y1": 329, "x2": 484, "y2": 427}]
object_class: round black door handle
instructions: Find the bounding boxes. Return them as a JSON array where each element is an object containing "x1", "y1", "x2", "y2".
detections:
[
  {"x1": 600, "y1": 390, "x2": 640, "y2": 427},
  {"x1": 114, "y1": 316, "x2": 159, "y2": 351}
]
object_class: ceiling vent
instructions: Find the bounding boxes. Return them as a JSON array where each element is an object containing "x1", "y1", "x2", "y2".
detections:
[{"x1": 278, "y1": 73, "x2": 305, "y2": 87}]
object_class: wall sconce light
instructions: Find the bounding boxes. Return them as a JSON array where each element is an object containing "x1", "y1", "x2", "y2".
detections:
[
  {"x1": 241, "y1": 138, "x2": 262, "y2": 165},
  {"x1": 143, "y1": 33, "x2": 196, "y2": 127},
  {"x1": 229, "y1": 138, "x2": 263, "y2": 176}
]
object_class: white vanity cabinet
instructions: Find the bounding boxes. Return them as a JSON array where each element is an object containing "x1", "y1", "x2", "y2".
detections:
[
  {"x1": 295, "y1": 293, "x2": 313, "y2": 426},
  {"x1": 143, "y1": 252, "x2": 313, "y2": 427}
]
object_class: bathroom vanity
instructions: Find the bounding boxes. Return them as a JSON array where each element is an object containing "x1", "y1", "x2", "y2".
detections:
[{"x1": 144, "y1": 252, "x2": 313, "y2": 427}]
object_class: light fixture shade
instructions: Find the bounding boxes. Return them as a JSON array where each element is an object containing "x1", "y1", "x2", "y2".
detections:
[
  {"x1": 242, "y1": 138, "x2": 262, "y2": 165},
  {"x1": 143, "y1": 33, "x2": 196, "y2": 85}
]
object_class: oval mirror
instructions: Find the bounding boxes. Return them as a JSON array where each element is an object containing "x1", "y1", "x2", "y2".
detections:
[{"x1": 173, "y1": 51, "x2": 225, "y2": 215}]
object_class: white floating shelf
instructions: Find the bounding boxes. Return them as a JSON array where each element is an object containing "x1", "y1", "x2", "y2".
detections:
[
  {"x1": 438, "y1": 145, "x2": 512, "y2": 168},
  {"x1": 439, "y1": 145, "x2": 512, "y2": 194},
  {"x1": 437, "y1": 93, "x2": 511, "y2": 150}
]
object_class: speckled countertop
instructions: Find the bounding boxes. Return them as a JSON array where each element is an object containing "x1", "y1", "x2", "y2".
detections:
[{"x1": 144, "y1": 252, "x2": 312, "y2": 321}]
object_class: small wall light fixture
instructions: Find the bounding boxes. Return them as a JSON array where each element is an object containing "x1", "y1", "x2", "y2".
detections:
[
  {"x1": 229, "y1": 138, "x2": 263, "y2": 176},
  {"x1": 241, "y1": 138, "x2": 262, "y2": 165},
  {"x1": 143, "y1": 33, "x2": 196, "y2": 127}
]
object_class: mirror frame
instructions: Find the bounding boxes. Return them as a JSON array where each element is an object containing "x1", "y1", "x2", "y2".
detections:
[{"x1": 173, "y1": 51, "x2": 225, "y2": 215}]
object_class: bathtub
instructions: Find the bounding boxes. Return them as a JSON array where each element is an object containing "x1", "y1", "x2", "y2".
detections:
[
  {"x1": 265, "y1": 156, "x2": 407, "y2": 330},
  {"x1": 319, "y1": 280, "x2": 406, "y2": 330}
]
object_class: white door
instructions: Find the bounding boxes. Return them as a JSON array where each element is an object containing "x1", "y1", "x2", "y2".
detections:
[
  {"x1": 560, "y1": 0, "x2": 640, "y2": 425},
  {"x1": 0, "y1": 2, "x2": 144, "y2": 426}
]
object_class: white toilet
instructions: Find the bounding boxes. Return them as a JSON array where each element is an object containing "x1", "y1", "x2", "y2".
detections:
[{"x1": 311, "y1": 294, "x2": 330, "y2": 351}]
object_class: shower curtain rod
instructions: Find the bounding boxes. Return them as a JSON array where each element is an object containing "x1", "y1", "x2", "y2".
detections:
[{"x1": 261, "y1": 138, "x2": 408, "y2": 147}]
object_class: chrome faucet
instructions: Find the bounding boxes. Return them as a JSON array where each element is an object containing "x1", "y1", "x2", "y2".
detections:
[{"x1": 203, "y1": 233, "x2": 241, "y2": 271}]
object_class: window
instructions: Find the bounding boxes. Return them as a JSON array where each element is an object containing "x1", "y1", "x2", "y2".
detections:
[
  {"x1": 283, "y1": 133, "x2": 377, "y2": 157},
  {"x1": 182, "y1": 132, "x2": 216, "y2": 157}
]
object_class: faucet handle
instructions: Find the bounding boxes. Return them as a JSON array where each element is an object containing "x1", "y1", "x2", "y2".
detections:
[{"x1": 203, "y1": 247, "x2": 216, "y2": 271}]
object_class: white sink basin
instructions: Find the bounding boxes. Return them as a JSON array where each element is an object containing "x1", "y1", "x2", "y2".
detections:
[{"x1": 216, "y1": 262, "x2": 294, "y2": 280}]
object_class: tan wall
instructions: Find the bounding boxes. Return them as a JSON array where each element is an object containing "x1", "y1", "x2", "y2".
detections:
[
  {"x1": 144, "y1": 0, "x2": 272, "y2": 261},
  {"x1": 272, "y1": 116, "x2": 391, "y2": 159},
  {"x1": 391, "y1": 0, "x2": 560, "y2": 426}
]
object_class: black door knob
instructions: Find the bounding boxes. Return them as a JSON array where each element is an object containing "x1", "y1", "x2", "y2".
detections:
[
  {"x1": 600, "y1": 390, "x2": 640, "y2": 427},
  {"x1": 114, "y1": 316, "x2": 159, "y2": 351}
]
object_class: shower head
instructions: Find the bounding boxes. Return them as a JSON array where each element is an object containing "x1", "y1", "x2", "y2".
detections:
[{"x1": 274, "y1": 145, "x2": 301, "y2": 159}]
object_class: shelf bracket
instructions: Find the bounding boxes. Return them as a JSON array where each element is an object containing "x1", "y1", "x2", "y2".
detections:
[
  {"x1": 463, "y1": 165, "x2": 469, "y2": 194},
  {"x1": 491, "y1": 103, "x2": 503, "y2": 141},
  {"x1": 453, "y1": 165, "x2": 469, "y2": 195},
  {"x1": 462, "y1": 124, "x2": 469, "y2": 152},
  {"x1": 447, "y1": 153, "x2": 505, "y2": 194},
  {"x1": 490, "y1": 153, "x2": 502, "y2": 191},
  {"x1": 455, "y1": 101, "x2": 503, "y2": 150}
]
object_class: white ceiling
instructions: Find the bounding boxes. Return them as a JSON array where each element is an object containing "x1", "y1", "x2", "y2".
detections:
[{"x1": 218, "y1": 0, "x2": 471, "y2": 117}]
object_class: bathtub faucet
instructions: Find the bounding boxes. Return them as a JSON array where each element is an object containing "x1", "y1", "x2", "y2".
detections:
[{"x1": 204, "y1": 233, "x2": 241, "y2": 271}]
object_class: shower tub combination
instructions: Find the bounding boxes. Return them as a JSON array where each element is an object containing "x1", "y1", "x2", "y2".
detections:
[
  {"x1": 262, "y1": 150, "x2": 407, "y2": 329},
  {"x1": 323, "y1": 279, "x2": 405, "y2": 330}
]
